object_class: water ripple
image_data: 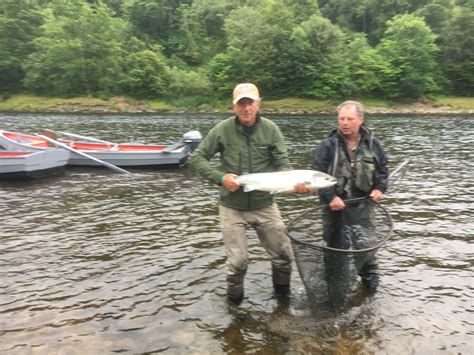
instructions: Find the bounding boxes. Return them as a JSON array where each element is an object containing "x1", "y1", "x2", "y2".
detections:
[{"x1": 1, "y1": 113, "x2": 472, "y2": 354}]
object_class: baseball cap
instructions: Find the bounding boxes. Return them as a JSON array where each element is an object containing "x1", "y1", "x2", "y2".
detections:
[{"x1": 232, "y1": 83, "x2": 260, "y2": 104}]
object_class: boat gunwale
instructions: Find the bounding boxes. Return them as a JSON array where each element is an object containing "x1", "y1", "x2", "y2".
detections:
[{"x1": 1, "y1": 130, "x2": 187, "y2": 154}]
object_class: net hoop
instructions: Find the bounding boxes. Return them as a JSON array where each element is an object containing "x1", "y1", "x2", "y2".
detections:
[{"x1": 287, "y1": 197, "x2": 393, "y2": 254}]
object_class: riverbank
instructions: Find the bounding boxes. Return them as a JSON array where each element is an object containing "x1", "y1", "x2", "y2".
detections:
[{"x1": 1, "y1": 94, "x2": 473, "y2": 115}]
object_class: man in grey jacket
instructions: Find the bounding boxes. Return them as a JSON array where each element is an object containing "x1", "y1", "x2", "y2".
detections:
[
  {"x1": 309, "y1": 100, "x2": 388, "y2": 291},
  {"x1": 190, "y1": 83, "x2": 294, "y2": 304}
]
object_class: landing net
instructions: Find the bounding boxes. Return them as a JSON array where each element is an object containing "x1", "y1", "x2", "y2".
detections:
[{"x1": 287, "y1": 198, "x2": 393, "y2": 315}]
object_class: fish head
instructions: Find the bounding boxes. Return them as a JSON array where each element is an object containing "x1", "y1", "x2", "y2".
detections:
[{"x1": 311, "y1": 172, "x2": 337, "y2": 189}]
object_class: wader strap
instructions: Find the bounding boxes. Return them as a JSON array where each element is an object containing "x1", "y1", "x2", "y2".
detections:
[{"x1": 331, "y1": 138, "x2": 339, "y2": 177}]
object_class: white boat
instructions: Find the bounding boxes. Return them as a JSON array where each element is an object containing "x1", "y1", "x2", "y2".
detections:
[
  {"x1": 0, "y1": 130, "x2": 202, "y2": 167},
  {"x1": 0, "y1": 149, "x2": 69, "y2": 179}
]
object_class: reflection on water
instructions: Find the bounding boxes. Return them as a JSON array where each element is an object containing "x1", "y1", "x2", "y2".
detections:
[{"x1": 0, "y1": 113, "x2": 472, "y2": 353}]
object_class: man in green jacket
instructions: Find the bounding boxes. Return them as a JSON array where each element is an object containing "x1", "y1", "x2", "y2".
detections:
[{"x1": 190, "y1": 83, "x2": 294, "y2": 304}]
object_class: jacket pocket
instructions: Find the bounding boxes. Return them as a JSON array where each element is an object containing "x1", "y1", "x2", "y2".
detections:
[
  {"x1": 355, "y1": 157, "x2": 375, "y2": 192},
  {"x1": 221, "y1": 143, "x2": 241, "y2": 173},
  {"x1": 251, "y1": 144, "x2": 273, "y2": 170}
]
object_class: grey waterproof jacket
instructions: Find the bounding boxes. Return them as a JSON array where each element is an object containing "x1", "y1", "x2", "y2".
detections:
[{"x1": 311, "y1": 125, "x2": 388, "y2": 204}]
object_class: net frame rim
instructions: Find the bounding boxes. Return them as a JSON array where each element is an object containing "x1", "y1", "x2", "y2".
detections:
[{"x1": 286, "y1": 197, "x2": 394, "y2": 254}]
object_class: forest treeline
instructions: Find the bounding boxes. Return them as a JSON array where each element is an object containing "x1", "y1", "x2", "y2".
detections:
[{"x1": 1, "y1": 0, "x2": 473, "y2": 107}]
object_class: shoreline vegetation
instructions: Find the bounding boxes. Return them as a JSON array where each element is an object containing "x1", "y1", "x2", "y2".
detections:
[{"x1": 1, "y1": 94, "x2": 473, "y2": 115}]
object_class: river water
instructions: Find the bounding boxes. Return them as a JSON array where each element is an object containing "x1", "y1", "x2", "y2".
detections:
[{"x1": 0, "y1": 113, "x2": 472, "y2": 354}]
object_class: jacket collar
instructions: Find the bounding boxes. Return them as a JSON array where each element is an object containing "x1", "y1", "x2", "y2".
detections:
[
  {"x1": 331, "y1": 124, "x2": 372, "y2": 143},
  {"x1": 234, "y1": 113, "x2": 261, "y2": 126},
  {"x1": 234, "y1": 113, "x2": 261, "y2": 134}
]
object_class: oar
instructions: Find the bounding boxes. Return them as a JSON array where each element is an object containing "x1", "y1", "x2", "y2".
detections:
[
  {"x1": 35, "y1": 134, "x2": 131, "y2": 174},
  {"x1": 44, "y1": 129, "x2": 116, "y2": 145}
]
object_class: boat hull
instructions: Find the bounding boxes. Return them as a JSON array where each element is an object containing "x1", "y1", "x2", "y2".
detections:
[
  {"x1": 67, "y1": 149, "x2": 189, "y2": 167},
  {"x1": 0, "y1": 130, "x2": 192, "y2": 167},
  {"x1": 0, "y1": 150, "x2": 69, "y2": 179}
]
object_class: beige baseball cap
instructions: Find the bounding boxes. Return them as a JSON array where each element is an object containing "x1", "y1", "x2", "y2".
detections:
[{"x1": 232, "y1": 83, "x2": 260, "y2": 104}]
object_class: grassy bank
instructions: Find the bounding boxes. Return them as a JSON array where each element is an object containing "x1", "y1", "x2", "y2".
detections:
[{"x1": 0, "y1": 94, "x2": 473, "y2": 114}]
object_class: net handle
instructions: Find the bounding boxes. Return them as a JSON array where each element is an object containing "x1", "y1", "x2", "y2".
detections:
[{"x1": 286, "y1": 197, "x2": 394, "y2": 253}]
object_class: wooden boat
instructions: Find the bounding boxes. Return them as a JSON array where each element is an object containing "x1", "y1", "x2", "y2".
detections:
[
  {"x1": 0, "y1": 149, "x2": 69, "y2": 179},
  {"x1": 0, "y1": 130, "x2": 202, "y2": 167}
]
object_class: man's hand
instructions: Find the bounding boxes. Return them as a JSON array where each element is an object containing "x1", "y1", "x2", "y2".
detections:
[
  {"x1": 329, "y1": 196, "x2": 346, "y2": 211},
  {"x1": 370, "y1": 189, "x2": 384, "y2": 202},
  {"x1": 294, "y1": 182, "x2": 315, "y2": 194},
  {"x1": 222, "y1": 173, "x2": 240, "y2": 192}
]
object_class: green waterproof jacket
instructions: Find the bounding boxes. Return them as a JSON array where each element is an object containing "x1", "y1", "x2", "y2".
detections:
[{"x1": 190, "y1": 114, "x2": 291, "y2": 210}]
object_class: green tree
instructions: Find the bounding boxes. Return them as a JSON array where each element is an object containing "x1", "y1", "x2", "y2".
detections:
[
  {"x1": 22, "y1": 0, "x2": 129, "y2": 97},
  {"x1": 165, "y1": 3, "x2": 206, "y2": 65},
  {"x1": 284, "y1": 14, "x2": 345, "y2": 98},
  {"x1": 221, "y1": 0, "x2": 296, "y2": 97},
  {"x1": 415, "y1": 0, "x2": 455, "y2": 35},
  {"x1": 2, "y1": 0, "x2": 468, "y2": 101},
  {"x1": 166, "y1": 0, "x2": 239, "y2": 66},
  {"x1": 282, "y1": 0, "x2": 320, "y2": 21},
  {"x1": 120, "y1": 49, "x2": 170, "y2": 98},
  {"x1": 123, "y1": 0, "x2": 187, "y2": 43},
  {"x1": 455, "y1": 0, "x2": 474, "y2": 8},
  {"x1": 0, "y1": 0, "x2": 43, "y2": 93},
  {"x1": 376, "y1": 13, "x2": 440, "y2": 98},
  {"x1": 319, "y1": 0, "x2": 431, "y2": 44},
  {"x1": 206, "y1": 53, "x2": 235, "y2": 97},
  {"x1": 100, "y1": 0, "x2": 128, "y2": 16},
  {"x1": 327, "y1": 33, "x2": 393, "y2": 98},
  {"x1": 166, "y1": 66, "x2": 213, "y2": 106},
  {"x1": 439, "y1": 7, "x2": 474, "y2": 94}
]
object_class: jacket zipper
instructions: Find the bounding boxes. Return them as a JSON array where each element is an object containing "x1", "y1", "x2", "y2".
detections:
[{"x1": 246, "y1": 133, "x2": 252, "y2": 210}]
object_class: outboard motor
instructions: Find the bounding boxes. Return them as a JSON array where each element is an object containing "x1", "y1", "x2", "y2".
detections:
[{"x1": 183, "y1": 130, "x2": 202, "y2": 151}]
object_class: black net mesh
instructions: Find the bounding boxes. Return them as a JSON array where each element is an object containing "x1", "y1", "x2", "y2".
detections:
[{"x1": 287, "y1": 198, "x2": 393, "y2": 316}]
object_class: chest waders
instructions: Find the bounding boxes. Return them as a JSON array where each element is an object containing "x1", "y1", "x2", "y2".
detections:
[{"x1": 325, "y1": 135, "x2": 381, "y2": 291}]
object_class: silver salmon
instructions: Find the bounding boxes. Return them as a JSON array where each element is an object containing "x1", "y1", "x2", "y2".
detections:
[{"x1": 235, "y1": 170, "x2": 336, "y2": 194}]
